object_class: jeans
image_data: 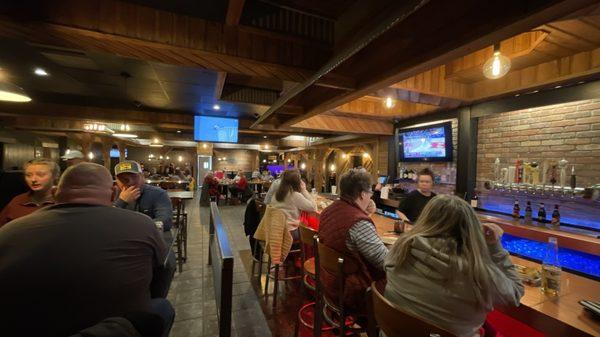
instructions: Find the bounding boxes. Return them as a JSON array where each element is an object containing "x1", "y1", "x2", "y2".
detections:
[{"x1": 150, "y1": 298, "x2": 175, "y2": 337}]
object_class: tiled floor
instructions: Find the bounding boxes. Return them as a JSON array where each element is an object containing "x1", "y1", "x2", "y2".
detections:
[{"x1": 168, "y1": 201, "x2": 272, "y2": 337}]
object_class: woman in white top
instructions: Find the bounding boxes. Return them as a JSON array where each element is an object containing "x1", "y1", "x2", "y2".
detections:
[{"x1": 270, "y1": 169, "x2": 316, "y2": 237}]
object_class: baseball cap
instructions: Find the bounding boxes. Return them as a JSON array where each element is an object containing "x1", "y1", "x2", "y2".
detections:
[
  {"x1": 115, "y1": 160, "x2": 143, "y2": 176},
  {"x1": 61, "y1": 150, "x2": 84, "y2": 160}
]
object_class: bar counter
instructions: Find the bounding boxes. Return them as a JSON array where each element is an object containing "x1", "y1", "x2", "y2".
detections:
[
  {"x1": 370, "y1": 213, "x2": 600, "y2": 337},
  {"x1": 305, "y1": 197, "x2": 600, "y2": 337}
]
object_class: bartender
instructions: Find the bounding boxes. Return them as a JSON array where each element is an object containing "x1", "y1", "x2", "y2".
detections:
[{"x1": 396, "y1": 168, "x2": 436, "y2": 222}]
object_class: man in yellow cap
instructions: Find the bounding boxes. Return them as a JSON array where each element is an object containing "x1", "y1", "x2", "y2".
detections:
[{"x1": 113, "y1": 160, "x2": 173, "y2": 231}]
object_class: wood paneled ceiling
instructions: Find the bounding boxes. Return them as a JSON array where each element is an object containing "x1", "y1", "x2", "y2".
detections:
[{"x1": 0, "y1": 0, "x2": 598, "y2": 143}]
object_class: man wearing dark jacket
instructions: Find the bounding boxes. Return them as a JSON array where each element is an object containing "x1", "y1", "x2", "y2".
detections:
[{"x1": 0, "y1": 163, "x2": 175, "y2": 337}]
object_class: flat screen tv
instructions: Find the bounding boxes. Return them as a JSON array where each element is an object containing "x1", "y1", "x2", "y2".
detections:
[
  {"x1": 109, "y1": 148, "x2": 127, "y2": 158},
  {"x1": 399, "y1": 122, "x2": 453, "y2": 162},
  {"x1": 194, "y1": 116, "x2": 238, "y2": 143}
]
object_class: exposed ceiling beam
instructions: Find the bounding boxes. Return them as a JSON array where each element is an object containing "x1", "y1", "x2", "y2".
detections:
[
  {"x1": 271, "y1": 0, "x2": 599, "y2": 128},
  {"x1": 291, "y1": 115, "x2": 393, "y2": 135},
  {"x1": 226, "y1": 0, "x2": 246, "y2": 26},
  {"x1": 214, "y1": 72, "x2": 227, "y2": 99}
]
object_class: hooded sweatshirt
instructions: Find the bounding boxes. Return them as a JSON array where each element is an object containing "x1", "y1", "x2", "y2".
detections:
[{"x1": 384, "y1": 236, "x2": 524, "y2": 337}]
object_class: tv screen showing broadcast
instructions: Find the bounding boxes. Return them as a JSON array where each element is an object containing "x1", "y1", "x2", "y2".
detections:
[
  {"x1": 399, "y1": 122, "x2": 452, "y2": 162},
  {"x1": 194, "y1": 116, "x2": 238, "y2": 143}
]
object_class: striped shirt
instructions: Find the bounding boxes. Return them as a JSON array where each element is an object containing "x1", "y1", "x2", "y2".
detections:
[{"x1": 346, "y1": 220, "x2": 388, "y2": 270}]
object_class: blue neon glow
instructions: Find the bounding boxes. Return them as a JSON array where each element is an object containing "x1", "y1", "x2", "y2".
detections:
[
  {"x1": 194, "y1": 116, "x2": 238, "y2": 143},
  {"x1": 480, "y1": 203, "x2": 600, "y2": 231},
  {"x1": 501, "y1": 233, "x2": 600, "y2": 278}
]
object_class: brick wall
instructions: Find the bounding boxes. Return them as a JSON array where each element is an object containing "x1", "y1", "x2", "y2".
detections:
[{"x1": 477, "y1": 99, "x2": 600, "y2": 187}]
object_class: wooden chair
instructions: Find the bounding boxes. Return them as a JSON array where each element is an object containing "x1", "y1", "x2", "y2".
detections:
[
  {"x1": 314, "y1": 238, "x2": 363, "y2": 337},
  {"x1": 298, "y1": 225, "x2": 317, "y2": 292},
  {"x1": 369, "y1": 281, "x2": 457, "y2": 337},
  {"x1": 293, "y1": 232, "x2": 335, "y2": 337}
]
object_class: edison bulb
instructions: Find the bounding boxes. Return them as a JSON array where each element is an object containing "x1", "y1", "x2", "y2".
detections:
[
  {"x1": 384, "y1": 96, "x2": 395, "y2": 109},
  {"x1": 483, "y1": 51, "x2": 511, "y2": 79}
]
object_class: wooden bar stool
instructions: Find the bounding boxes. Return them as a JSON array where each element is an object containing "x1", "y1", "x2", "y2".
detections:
[
  {"x1": 368, "y1": 281, "x2": 457, "y2": 337},
  {"x1": 298, "y1": 225, "x2": 317, "y2": 293},
  {"x1": 314, "y1": 238, "x2": 364, "y2": 337},
  {"x1": 170, "y1": 197, "x2": 186, "y2": 272}
]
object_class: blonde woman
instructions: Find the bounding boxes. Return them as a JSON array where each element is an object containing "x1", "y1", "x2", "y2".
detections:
[
  {"x1": 0, "y1": 158, "x2": 60, "y2": 227},
  {"x1": 384, "y1": 195, "x2": 524, "y2": 337}
]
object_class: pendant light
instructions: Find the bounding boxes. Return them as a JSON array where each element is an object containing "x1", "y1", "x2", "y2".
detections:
[
  {"x1": 483, "y1": 44, "x2": 511, "y2": 79},
  {"x1": 0, "y1": 82, "x2": 31, "y2": 102}
]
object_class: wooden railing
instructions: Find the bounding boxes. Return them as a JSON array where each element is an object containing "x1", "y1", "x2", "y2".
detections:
[{"x1": 207, "y1": 201, "x2": 234, "y2": 337}]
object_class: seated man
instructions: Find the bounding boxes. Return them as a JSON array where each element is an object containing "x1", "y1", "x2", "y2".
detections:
[
  {"x1": 318, "y1": 168, "x2": 387, "y2": 312},
  {"x1": 0, "y1": 163, "x2": 175, "y2": 337},
  {"x1": 113, "y1": 160, "x2": 173, "y2": 231}
]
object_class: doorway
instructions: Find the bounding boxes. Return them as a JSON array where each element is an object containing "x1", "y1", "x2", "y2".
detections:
[{"x1": 197, "y1": 155, "x2": 212, "y2": 189}]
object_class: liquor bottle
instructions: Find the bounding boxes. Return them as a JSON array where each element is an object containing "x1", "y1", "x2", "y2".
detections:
[
  {"x1": 570, "y1": 166, "x2": 576, "y2": 190},
  {"x1": 512, "y1": 200, "x2": 520, "y2": 219},
  {"x1": 538, "y1": 203, "x2": 547, "y2": 223},
  {"x1": 515, "y1": 160, "x2": 523, "y2": 183},
  {"x1": 541, "y1": 237, "x2": 561, "y2": 296},
  {"x1": 524, "y1": 201, "x2": 533, "y2": 224},
  {"x1": 551, "y1": 204, "x2": 561, "y2": 227},
  {"x1": 470, "y1": 193, "x2": 478, "y2": 208}
]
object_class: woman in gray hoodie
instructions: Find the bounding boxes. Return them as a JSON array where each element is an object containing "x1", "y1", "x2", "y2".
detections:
[{"x1": 384, "y1": 195, "x2": 524, "y2": 337}]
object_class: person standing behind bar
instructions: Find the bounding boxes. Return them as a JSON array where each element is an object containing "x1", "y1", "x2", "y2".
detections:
[
  {"x1": 396, "y1": 168, "x2": 436, "y2": 222},
  {"x1": 0, "y1": 158, "x2": 59, "y2": 227}
]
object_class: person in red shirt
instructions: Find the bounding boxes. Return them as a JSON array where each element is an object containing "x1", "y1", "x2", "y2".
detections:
[
  {"x1": 228, "y1": 170, "x2": 248, "y2": 201},
  {"x1": 0, "y1": 158, "x2": 60, "y2": 227}
]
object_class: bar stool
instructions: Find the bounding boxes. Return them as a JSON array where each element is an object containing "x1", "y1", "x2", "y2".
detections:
[
  {"x1": 368, "y1": 281, "x2": 457, "y2": 337},
  {"x1": 264, "y1": 244, "x2": 302, "y2": 308},
  {"x1": 170, "y1": 197, "x2": 187, "y2": 272},
  {"x1": 298, "y1": 225, "x2": 317, "y2": 293},
  {"x1": 294, "y1": 233, "x2": 335, "y2": 337},
  {"x1": 314, "y1": 238, "x2": 365, "y2": 337}
]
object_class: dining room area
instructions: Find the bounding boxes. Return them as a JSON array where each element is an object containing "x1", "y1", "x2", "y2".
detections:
[{"x1": 1, "y1": 1, "x2": 600, "y2": 337}]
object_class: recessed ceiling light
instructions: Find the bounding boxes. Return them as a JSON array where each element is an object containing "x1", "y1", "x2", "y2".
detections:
[
  {"x1": 176, "y1": 130, "x2": 181, "y2": 133},
  {"x1": 263, "y1": 136, "x2": 267, "y2": 139},
  {"x1": 213, "y1": 104, "x2": 220, "y2": 110},
  {"x1": 554, "y1": 85, "x2": 562, "y2": 89},
  {"x1": 34, "y1": 67, "x2": 49, "y2": 76}
]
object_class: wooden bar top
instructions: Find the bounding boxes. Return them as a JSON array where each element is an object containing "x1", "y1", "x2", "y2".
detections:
[{"x1": 369, "y1": 213, "x2": 600, "y2": 337}]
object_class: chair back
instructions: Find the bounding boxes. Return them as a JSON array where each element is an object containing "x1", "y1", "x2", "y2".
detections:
[
  {"x1": 298, "y1": 225, "x2": 317, "y2": 247},
  {"x1": 370, "y1": 281, "x2": 457, "y2": 337},
  {"x1": 171, "y1": 197, "x2": 183, "y2": 228},
  {"x1": 316, "y1": 239, "x2": 360, "y2": 277}
]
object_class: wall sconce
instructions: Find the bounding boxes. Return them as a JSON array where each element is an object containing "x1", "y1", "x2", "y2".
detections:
[
  {"x1": 363, "y1": 152, "x2": 370, "y2": 158},
  {"x1": 300, "y1": 163, "x2": 306, "y2": 170},
  {"x1": 330, "y1": 164, "x2": 336, "y2": 172},
  {"x1": 341, "y1": 153, "x2": 347, "y2": 159}
]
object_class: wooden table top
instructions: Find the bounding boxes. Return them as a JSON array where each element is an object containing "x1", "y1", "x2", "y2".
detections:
[{"x1": 369, "y1": 213, "x2": 599, "y2": 336}]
